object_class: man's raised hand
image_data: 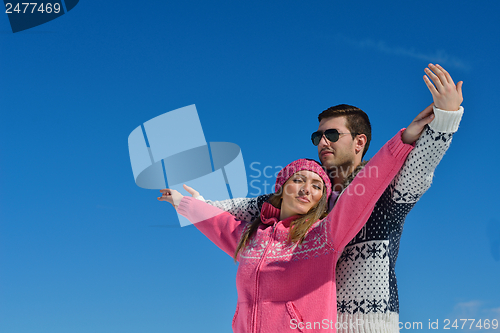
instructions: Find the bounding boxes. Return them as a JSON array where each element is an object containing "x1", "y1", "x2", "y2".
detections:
[{"x1": 424, "y1": 63, "x2": 463, "y2": 111}]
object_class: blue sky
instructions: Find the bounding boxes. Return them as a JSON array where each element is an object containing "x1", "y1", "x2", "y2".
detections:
[{"x1": 1, "y1": 1, "x2": 499, "y2": 332}]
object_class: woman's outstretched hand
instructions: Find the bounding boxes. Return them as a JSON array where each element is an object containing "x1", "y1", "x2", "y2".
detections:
[
  {"x1": 158, "y1": 188, "x2": 184, "y2": 209},
  {"x1": 183, "y1": 184, "x2": 200, "y2": 198},
  {"x1": 402, "y1": 103, "x2": 435, "y2": 144},
  {"x1": 157, "y1": 184, "x2": 201, "y2": 209}
]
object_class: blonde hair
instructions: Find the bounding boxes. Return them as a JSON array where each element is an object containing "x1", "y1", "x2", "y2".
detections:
[{"x1": 233, "y1": 187, "x2": 328, "y2": 262}]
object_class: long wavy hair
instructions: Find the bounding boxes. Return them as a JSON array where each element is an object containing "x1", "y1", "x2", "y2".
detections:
[{"x1": 233, "y1": 186, "x2": 329, "y2": 262}]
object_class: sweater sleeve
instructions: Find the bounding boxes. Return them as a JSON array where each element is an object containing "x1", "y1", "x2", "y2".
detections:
[
  {"x1": 389, "y1": 106, "x2": 464, "y2": 204},
  {"x1": 177, "y1": 197, "x2": 248, "y2": 257},
  {"x1": 326, "y1": 129, "x2": 414, "y2": 251},
  {"x1": 205, "y1": 194, "x2": 272, "y2": 221}
]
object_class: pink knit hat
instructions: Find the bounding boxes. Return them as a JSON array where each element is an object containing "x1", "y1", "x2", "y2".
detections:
[{"x1": 275, "y1": 158, "x2": 332, "y2": 198}]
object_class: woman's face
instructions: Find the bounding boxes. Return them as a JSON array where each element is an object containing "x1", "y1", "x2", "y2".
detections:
[{"x1": 280, "y1": 170, "x2": 325, "y2": 220}]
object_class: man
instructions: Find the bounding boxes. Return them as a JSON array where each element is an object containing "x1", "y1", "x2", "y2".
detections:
[{"x1": 203, "y1": 63, "x2": 464, "y2": 332}]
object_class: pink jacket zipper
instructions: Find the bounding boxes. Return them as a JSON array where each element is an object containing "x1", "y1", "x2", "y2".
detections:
[{"x1": 250, "y1": 222, "x2": 278, "y2": 332}]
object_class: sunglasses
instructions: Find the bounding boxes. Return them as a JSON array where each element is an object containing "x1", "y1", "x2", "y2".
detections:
[{"x1": 311, "y1": 129, "x2": 358, "y2": 146}]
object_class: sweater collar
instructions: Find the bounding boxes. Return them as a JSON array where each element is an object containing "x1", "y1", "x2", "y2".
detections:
[
  {"x1": 341, "y1": 160, "x2": 369, "y2": 189},
  {"x1": 260, "y1": 202, "x2": 299, "y2": 227}
]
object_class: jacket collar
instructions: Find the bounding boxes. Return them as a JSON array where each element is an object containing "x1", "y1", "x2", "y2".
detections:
[{"x1": 260, "y1": 202, "x2": 299, "y2": 227}]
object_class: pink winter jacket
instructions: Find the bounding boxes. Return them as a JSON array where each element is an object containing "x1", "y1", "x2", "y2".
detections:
[{"x1": 177, "y1": 130, "x2": 413, "y2": 333}]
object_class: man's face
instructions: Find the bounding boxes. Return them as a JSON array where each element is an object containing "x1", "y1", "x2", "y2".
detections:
[{"x1": 316, "y1": 116, "x2": 357, "y2": 171}]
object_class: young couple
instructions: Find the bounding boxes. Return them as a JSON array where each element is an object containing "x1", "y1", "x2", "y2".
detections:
[{"x1": 158, "y1": 64, "x2": 464, "y2": 333}]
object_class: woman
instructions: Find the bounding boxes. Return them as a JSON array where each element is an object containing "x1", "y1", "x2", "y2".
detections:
[{"x1": 159, "y1": 130, "x2": 413, "y2": 332}]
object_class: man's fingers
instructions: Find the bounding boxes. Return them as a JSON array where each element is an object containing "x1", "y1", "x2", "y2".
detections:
[
  {"x1": 429, "y1": 63, "x2": 448, "y2": 85},
  {"x1": 423, "y1": 75, "x2": 438, "y2": 95},
  {"x1": 424, "y1": 67, "x2": 438, "y2": 83},
  {"x1": 457, "y1": 81, "x2": 463, "y2": 98},
  {"x1": 436, "y1": 64, "x2": 453, "y2": 85}
]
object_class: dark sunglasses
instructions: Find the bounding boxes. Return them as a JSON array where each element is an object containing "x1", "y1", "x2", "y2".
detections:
[{"x1": 311, "y1": 129, "x2": 358, "y2": 146}]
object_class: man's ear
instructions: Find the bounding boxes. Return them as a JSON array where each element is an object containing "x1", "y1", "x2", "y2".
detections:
[{"x1": 354, "y1": 134, "x2": 367, "y2": 155}]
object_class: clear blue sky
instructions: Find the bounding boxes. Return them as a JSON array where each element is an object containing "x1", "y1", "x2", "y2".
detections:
[{"x1": 1, "y1": 1, "x2": 499, "y2": 332}]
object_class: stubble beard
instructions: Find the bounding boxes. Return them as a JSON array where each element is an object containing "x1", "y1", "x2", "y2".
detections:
[{"x1": 323, "y1": 152, "x2": 357, "y2": 184}]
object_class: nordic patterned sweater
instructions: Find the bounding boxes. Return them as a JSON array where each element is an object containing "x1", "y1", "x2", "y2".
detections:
[
  {"x1": 179, "y1": 130, "x2": 413, "y2": 333},
  {"x1": 206, "y1": 106, "x2": 464, "y2": 333}
]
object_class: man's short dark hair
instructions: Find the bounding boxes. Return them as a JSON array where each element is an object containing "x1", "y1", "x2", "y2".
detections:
[{"x1": 318, "y1": 104, "x2": 372, "y2": 157}]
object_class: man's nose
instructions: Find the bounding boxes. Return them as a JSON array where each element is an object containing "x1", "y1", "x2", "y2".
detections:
[{"x1": 318, "y1": 133, "x2": 330, "y2": 148}]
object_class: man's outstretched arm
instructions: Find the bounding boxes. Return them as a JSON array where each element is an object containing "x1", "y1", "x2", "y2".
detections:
[{"x1": 394, "y1": 63, "x2": 464, "y2": 203}]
